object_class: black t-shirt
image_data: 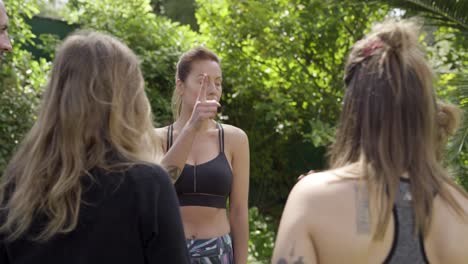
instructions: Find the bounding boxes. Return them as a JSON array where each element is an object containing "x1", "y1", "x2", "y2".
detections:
[{"x1": 0, "y1": 163, "x2": 190, "y2": 264}]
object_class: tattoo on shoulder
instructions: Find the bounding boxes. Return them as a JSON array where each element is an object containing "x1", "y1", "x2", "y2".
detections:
[
  {"x1": 289, "y1": 241, "x2": 295, "y2": 257},
  {"x1": 277, "y1": 257, "x2": 304, "y2": 264},
  {"x1": 166, "y1": 166, "x2": 181, "y2": 181},
  {"x1": 354, "y1": 183, "x2": 370, "y2": 234}
]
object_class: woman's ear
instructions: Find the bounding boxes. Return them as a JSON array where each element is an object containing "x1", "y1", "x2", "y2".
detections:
[{"x1": 176, "y1": 79, "x2": 184, "y2": 96}]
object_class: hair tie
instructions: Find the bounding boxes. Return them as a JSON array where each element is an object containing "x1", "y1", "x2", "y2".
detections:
[{"x1": 362, "y1": 39, "x2": 384, "y2": 58}]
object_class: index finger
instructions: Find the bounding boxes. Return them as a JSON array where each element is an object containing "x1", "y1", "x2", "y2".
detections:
[{"x1": 197, "y1": 74, "x2": 207, "y2": 102}]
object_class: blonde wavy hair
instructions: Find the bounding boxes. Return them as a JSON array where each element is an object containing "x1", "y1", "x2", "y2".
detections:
[
  {"x1": 329, "y1": 19, "x2": 467, "y2": 240},
  {"x1": 0, "y1": 31, "x2": 162, "y2": 241}
]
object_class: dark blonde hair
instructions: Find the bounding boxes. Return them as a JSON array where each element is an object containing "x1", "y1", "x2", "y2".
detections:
[
  {"x1": 0, "y1": 31, "x2": 161, "y2": 241},
  {"x1": 172, "y1": 46, "x2": 220, "y2": 120},
  {"x1": 436, "y1": 101, "x2": 462, "y2": 161},
  {"x1": 329, "y1": 19, "x2": 467, "y2": 239}
]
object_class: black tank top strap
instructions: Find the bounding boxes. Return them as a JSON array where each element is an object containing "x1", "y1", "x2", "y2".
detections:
[
  {"x1": 217, "y1": 122, "x2": 224, "y2": 153},
  {"x1": 166, "y1": 124, "x2": 174, "y2": 152},
  {"x1": 168, "y1": 123, "x2": 223, "y2": 152}
]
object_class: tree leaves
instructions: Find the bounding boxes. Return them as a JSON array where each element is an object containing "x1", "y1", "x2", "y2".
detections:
[
  {"x1": 380, "y1": 0, "x2": 468, "y2": 32},
  {"x1": 0, "y1": 0, "x2": 49, "y2": 172},
  {"x1": 63, "y1": 0, "x2": 199, "y2": 126}
]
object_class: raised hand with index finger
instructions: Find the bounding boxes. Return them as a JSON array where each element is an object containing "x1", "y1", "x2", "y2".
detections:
[{"x1": 186, "y1": 73, "x2": 221, "y2": 131}]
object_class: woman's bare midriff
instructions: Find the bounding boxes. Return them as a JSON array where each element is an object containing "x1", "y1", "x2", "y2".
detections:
[{"x1": 180, "y1": 206, "x2": 230, "y2": 239}]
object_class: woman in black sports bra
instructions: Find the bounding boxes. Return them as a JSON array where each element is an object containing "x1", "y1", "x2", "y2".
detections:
[{"x1": 155, "y1": 47, "x2": 250, "y2": 264}]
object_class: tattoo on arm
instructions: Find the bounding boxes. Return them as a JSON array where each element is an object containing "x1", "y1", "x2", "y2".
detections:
[
  {"x1": 277, "y1": 244, "x2": 304, "y2": 264},
  {"x1": 354, "y1": 183, "x2": 370, "y2": 234},
  {"x1": 277, "y1": 257, "x2": 304, "y2": 264},
  {"x1": 294, "y1": 257, "x2": 304, "y2": 264},
  {"x1": 166, "y1": 166, "x2": 181, "y2": 181},
  {"x1": 277, "y1": 259, "x2": 288, "y2": 264}
]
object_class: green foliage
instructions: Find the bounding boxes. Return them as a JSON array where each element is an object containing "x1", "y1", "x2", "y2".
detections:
[
  {"x1": 36, "y1": 0, "x2": 68, "y2": 19},
  {"x1": 372, "y1": 0, "x2": 468, "y2": 32},
  {"x1": 248, "y1": 207, "x2": 276, "y2": 263},
  {"x1": 64, "y1": 0, "x2": 199, "y2": 126},
  {"x1": 151, "y1": 0, "x2": 199, "y2": 31},
  {"x1": 428, "y1": 26, "x2": 468, "y2": 189},
  {"x1": 445, "y1": 73, "x2": 468, "y2": 190},
  {"x1": 0, "y1": 0, "x2": 50, "y2": 172},
  {"x1": 35, "y1": 33, "x2": 61, "y2": 59},
  {"x1": 196, "y1": 0, "x2": 388, "y2": 212}
]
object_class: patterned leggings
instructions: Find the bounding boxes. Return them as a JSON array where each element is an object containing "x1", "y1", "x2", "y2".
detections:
[{"x1": 186, "y1": 234, "x2": 233, "y2": 264}]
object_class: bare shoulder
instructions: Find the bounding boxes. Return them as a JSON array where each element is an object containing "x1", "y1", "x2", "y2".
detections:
[
  {"x1": 220, "y1": 124, "x2": 248, "y2": 137},
  {"x1": 444, "y1": 182, "x2": 468, "y2": 212},
  {"x1": 219, "y1": 123, "x2": 248, "y2": 144},
  {"x1": 153, "y1": 126, "x2": 169, "y2": 151},
  {"x1": 154, "y1": 126, "x2": 169, "y2": 138},
  {"x1": 290, "y1": 169, "x2": 358, "y2": 211},
  {"x1": 296, "y1": 169, "x2": 358, "y2": 194}
]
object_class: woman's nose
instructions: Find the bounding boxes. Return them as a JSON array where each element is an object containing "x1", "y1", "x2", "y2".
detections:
[{"x1": 207, "y1": 80, "x2": 216, "y2": 91}]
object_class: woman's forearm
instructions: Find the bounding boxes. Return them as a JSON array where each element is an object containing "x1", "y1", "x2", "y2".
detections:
[{"x1": 229, "y1": 209, "x2": 249, "y2": 264}]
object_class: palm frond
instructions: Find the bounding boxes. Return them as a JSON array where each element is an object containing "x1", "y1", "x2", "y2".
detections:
[{"x1": 362, "y1": 0, "x2": 468, "y2": 32}]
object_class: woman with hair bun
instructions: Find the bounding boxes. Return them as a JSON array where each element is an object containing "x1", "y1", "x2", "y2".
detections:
[{"x1": 273, "y1": 20, "x2": 468, "y2": 264}]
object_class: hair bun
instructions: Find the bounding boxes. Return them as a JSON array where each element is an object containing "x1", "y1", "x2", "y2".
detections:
[
  {"x1": 371, "y1": 19, "x2": 421, "y2": 53},
  {"x1": 437, "y1": 102, "x2": 462, "y2": 135}
]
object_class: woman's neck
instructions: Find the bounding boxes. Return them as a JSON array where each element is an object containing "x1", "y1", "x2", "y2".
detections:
[
  {"x1": 173, "y1": 109, "x2": 191, "y2": 130},
  {"x1": 174, "y1": 107, "x2": 214, "y2": 132}
]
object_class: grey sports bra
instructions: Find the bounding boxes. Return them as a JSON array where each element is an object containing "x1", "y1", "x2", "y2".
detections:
[{"x1": 383, "y1": 178, "x2": 429, "y2": 264}]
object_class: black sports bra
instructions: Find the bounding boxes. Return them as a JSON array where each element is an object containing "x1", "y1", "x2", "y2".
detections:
[{"x1": 166, "y1": 123, "x2": 233, "y2": 208}]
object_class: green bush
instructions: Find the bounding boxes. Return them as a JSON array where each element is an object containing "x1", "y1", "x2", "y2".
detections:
[
  {"x1": 0, "y1": 0, "x2": 50, "y2": 172},
  {"x1": 64, "y1": 0, "x2": 199, "y2": 126},
  {"x1": 248, "y1": 207, "x2": 276, "y2": 264}
]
